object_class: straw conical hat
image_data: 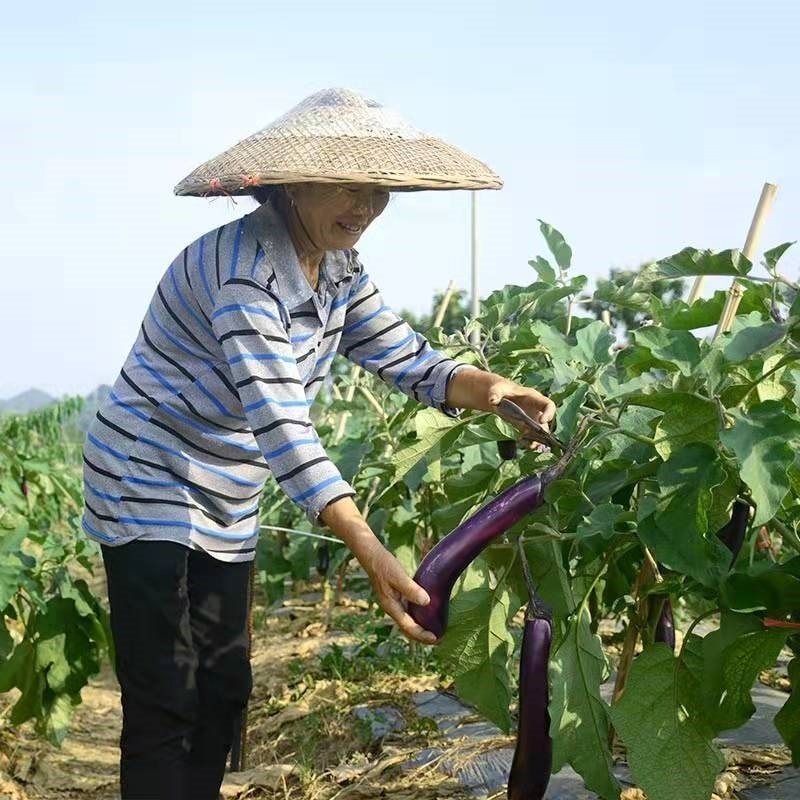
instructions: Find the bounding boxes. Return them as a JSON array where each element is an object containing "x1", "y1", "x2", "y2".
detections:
[{"x1": 174, "y1": 88, "x2": 502, "y2": 196}]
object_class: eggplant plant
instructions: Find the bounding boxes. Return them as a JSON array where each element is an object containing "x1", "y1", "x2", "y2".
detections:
[{"x1": 369, "y1": 223, "x2": 800, "y2": 800}]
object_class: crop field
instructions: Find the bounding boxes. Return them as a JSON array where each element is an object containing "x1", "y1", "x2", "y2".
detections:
[{"x1": 1, "y1": 222, "x2": 799, "y2": 800}]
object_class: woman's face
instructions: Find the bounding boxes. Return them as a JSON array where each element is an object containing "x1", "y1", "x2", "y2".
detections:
[{"x1": 287, "y1": 182, "x2": 390, "y2": 250}]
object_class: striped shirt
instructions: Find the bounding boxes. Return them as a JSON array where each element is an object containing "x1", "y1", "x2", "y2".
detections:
[{"x1": 81, "y1": 199, "x2": 472, "y2": 562}]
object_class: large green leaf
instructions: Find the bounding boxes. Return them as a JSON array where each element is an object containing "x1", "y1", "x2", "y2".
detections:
[
  {"x1": 573, "y1": 321, "x2": 615, "y2": 366},
  {"x1": 592, "y1": 279, "x2": 651, "y2": 312},
  {"x1": 636, "y1": 444, "x2": 733, "y2": 588},
  {"x1": 720, "y1": 570, "x2": 800, "y2": 616},
  {"x1": 556, "y1": 383, "x2": 589, "y2": 440},
  {"x1": 775, "y1": 658, "x2": 800, "y2": 765},
  {"x1": 391, "y1": 408, "x2": 466, "y2": 481},
  {"x1": 652, "y1": 394, "x2": 720, "y2": 460},
  {"x1": 538, "y1": 220, "x2": 572, "y2": 270},
  {"x1": 720, "y1": 401, "x2": 800, "y2": 525},
  {"x1": 651, "y1": 284, "x2": 770, "y2": 331},
  {"x1": 576, "y1": 503, "x2": 625, "y2": 542},
  {"x1": 530, "y1": 320, "x2": 574, "y2": 363},
  {"x1": 438, "y1": 560, "x2": 518, "y2": 733},
  {"x1": 722, "y1": 312, "x2": 785, "y2": 363},
  {"x1": 700, "y1": 612, "x2": 789, "y2": 733},
  {"x1": 632, "y1": 327, "x2": 701, "y2": 376},
  {"x1": 610, "y1": 644, "x2": 725, "y2": 800},
  {"x1": 0, "y1": 525, "x2": 28, "y2": 609},
  {"x1": 550, "y1": 607, "x2": 619, "y2": 800},
  {"x1": 645, "y1": 248, "x2": 752, "y2": 279}
]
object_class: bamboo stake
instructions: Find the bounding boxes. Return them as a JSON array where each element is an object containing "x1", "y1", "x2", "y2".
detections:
[
  {"x1": 333, "y1": 365, "x2": 360, "y2": 443},
  {"x1": 433, "y1": 280, "x2": 456, "y2": 328},
  {"x1": 600, "y1": 309, "x2": 611, "y2": 327},
  {"x1": 713, "y1": 183, "x2": 778, "y2": 340}
]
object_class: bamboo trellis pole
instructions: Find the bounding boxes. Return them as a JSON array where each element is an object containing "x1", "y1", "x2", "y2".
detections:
[
  {"x1": 688, "y1": 183, "x2": 778, "y2": 317},
  {"x1": 433, "y1": 280, "x2": 457, "y2": 328}
]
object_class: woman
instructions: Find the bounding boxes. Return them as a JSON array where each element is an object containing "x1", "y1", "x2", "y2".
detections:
[{"x1": 82, "y1": 88, "x2": 556, "y2": 800}]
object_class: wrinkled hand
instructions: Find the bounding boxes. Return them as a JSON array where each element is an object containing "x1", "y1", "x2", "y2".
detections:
[
  {"x1": 353, "y1": 538, "x2": 437, "y2": 645},
  {"x1": 487, "y1": 378, "x2": 557, "y2": 445}
]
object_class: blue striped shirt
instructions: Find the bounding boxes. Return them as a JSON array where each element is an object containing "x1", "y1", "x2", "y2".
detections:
[{"x1": 81, "y1": 200, "x2": 471, "y2": 562}]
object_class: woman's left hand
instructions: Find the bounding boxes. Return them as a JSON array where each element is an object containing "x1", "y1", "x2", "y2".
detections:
[{"x1": 486, "y1": 377, "x2": 557, "y2": 437}]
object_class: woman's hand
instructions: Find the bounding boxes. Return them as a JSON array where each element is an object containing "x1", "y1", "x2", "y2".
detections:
[
  {"x1": 447, "y1": 369, "x2": 557, "y2": 439},
  {"x1": 352, "y1": 537, "x2": 438, "y2": 645},
  {"x1": 319, "y1": 497, "x2": 437, "y2": 644},
  {"x1": 486, "y1": 377, "x2": 557, "y2": 435}
]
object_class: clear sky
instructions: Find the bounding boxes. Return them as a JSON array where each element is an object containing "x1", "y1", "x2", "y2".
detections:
[{"x1": 2, "y1": 1, "x2": 798, "y2": 398}]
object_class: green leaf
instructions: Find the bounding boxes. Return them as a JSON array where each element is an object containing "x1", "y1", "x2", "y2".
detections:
[
  {"x1": 0, "y1": 525, "x2": 28, "y2": 610},
  {"x1": 775, "y1": 658, "x2": 800, "y2": 765},
  {"x1": 538, "y1": 220, "x2": 572, "y2": 270},
  {"x1": 550, "y1": 607, "x2": 619, "y2": 800},
  {"x1": 720, "y1": 571, "x2": 800, "y2": 616},
  {"x1": 636, "y1": 445, "x2": 733, "y2": 588},
  {"x1": 722, "y1": 312, "x2": 785, "y2": 362},
  {"x1": 592, "y1": 279, "x2": 652, "y2": 312},
  {"x1": 556, "y1": 383, "x2": 589, "y2": 440},
  {"x1": 329, "y1": 440, "x2": 373, "y2": 483},
  {"x1": 700, "y1": 612, "x2": 789, "y2": 733},
  {"x1": 651, "y1": 284, "x2": 770, "y2": 331},
  {"x1": 610, "y1": 645, "x2": 725, "y2": 800},
  {"x1": 40, "y1": 692, "x2": 76, "y2": 746},
  {"x1": 646, "y1": 248, "x2": 752, "y2": 279},
  {"x1": 650, "y1": 292, "x2": 726, "y2": 330},
  {"x1": 530, "y1": 320, "x2": 574, "y2": 363},
  {"x1": 576, "y1": 503, "x2": 625, "y2": 541},
  {"x1": 756, "y1": 353, "x2": 790, "y2": 402},
  {"x1": 391, "y1": 408, "x2": 466, "y2": 481},
  {"x1": 763, "y1": 241, "x2": 795, "y2": 272},
  {"x1": 633, "y1": 327, "x2": 701, "y2": 376},
  {"x1": 720, "y1": 401, "x2": 800, "y2": 525},
  {"x1": 573, "y1": 321, "x2": 615, "y2": 366},
  {"x1": 528, "y1": 256, "x2": 557, "y2": 284},
  {"x1": 438, "y1": 560, "x2": 517, "y2": 733},
  {"x1": 653, "y1": 394, "x2": 720, "y2": 460}
]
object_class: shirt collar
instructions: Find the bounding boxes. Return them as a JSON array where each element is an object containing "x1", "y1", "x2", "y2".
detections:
[{"x1": 244, "y1": 199, "x2": 354, "y2": 309}]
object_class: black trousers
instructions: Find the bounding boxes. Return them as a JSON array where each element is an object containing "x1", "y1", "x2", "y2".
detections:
[{"x1": 102, "y1": 541, "x2": 252, "y2": 800}]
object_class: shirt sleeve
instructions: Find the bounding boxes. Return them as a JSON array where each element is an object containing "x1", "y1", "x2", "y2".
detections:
[
  {"x1": 212, "y1": 279, "x2": 355, "y2": 524},
  {"x1": 337, "y1": 266, "x2": 477, "y2": 417}
]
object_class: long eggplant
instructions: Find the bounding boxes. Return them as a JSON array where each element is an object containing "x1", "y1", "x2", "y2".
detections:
[
  {"x1": 507, "y1": 614, "x2": 553, "y2": 800},
  {"x1": 409, "y1": 432, "x2": 583, "y2": 639},
  {"x1": 654, "y1": 596, "x2": 676, "y2": 651},
  {"x1": 716, "y1": 498, "x2": 750, "y2": 567}
]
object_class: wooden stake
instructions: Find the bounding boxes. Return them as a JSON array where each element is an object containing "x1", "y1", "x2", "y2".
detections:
[
  {"x1": 433, "y1": 280, "x2": 456, "y2": 328},
  {"x1": 713, "y1": 183, "x2": 778, "y2": 340},
  {"x1": 333, "y1": 365, "x2": 360, "y2": 443}
]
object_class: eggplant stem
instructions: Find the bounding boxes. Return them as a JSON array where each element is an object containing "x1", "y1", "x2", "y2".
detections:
[
  {"x1": 542, "y1": 417, "x2": 591, "y2": 484},
  {"x1": 517, "y1": 535, "x2": 551, "y2": 620}
]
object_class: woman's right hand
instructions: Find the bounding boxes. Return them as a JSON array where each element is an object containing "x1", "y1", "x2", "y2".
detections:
[
  {"x1": 320, "y1": 496, "x2": 438, "y2": 645},
  {"x1": 350, "y1": 536, "x2": 437, "y2": 645}
]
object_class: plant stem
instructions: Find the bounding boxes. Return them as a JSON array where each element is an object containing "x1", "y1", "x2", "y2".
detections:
[
  {"x1": 681, "y1": 608, "x2": 720, "y2": 655},
  {"x1": 742, "y1": 351, "x2": 800, "y2": 401}
]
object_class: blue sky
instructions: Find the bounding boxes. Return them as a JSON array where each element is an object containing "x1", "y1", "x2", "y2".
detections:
[{"x1": 2, "y1": 1, "x2": 798, "y2": 398}]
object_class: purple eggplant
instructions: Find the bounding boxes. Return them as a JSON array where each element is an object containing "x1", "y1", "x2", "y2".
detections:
[
  {"x1": 507, "y1": 614, "x2": 553, "y2": 800},
  {"x1": 497, "y1": 439, "x2": 518, "y2": 461},
  {"x1": 654, "y1": 596, "x2": 675, "y2": 651},
  {"x1": 410, "y1": 474, "x2": 544, "y2": 637},
  {"x1": 717, "y1": 498, "x2": 750, "y2": 567},
  {"x1": 409, "y1": 431, "x2": 584, "y2": 640}
]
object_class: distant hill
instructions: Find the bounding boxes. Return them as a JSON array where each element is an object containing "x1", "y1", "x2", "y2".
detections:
[{"x1": 0, "y1": 388, "x2": 56, "y2": 414}]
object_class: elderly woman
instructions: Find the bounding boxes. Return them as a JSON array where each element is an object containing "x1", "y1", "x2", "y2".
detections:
[{"x1": 82, "y1": 89, "x2": 556, "y2": 800}]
